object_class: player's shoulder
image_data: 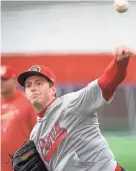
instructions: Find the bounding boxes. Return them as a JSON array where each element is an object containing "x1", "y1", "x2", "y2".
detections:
[
  {"x1": 61, "y1": 79, "x2": 99, "y2": 98},
  {"x1": 56, "y1": 79, "x2": 99, "y2": 104}
]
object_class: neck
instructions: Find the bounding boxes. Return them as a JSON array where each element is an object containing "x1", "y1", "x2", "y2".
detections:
[
  {"x1": 33, "y1": 103, "x2": 44, "y2": 113},
  {"x1": 33, "y1": 97, "x2": 55, "y2": 113}
]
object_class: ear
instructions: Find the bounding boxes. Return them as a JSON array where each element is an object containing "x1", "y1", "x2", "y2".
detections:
[{"x1": 52, "y1": 85, "x2": 56, "y2": 96}]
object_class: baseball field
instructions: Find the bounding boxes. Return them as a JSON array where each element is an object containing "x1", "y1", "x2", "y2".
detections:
[{"x1": 106, "y1": 136, "x2": 136, "y2": 171}]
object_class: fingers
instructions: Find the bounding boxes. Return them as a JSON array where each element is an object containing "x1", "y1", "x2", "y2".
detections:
[
  {"x1": 113, "y1": 46, "x2": 134, "y2": 61},
  {"x1": 117, "y1": 47, "x2": 133, "y2": 55}
]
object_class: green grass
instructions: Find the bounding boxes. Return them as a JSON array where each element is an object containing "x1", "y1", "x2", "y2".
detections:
[{"x1": 106, "y1": 136, "x2": 136, "y2": 171}]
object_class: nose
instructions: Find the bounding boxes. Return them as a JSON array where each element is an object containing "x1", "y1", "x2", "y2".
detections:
[{"x1": 30, "y1": 84, "x2": 36, "y2": 92}]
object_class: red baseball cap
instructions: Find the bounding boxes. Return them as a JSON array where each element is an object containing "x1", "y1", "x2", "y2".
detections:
[
  {"x1": 0, "y1": 65, "x2": 16, "y2": 79},
  {"x1": 18, "y1": 65, "x2": 56, "y2": 87}
]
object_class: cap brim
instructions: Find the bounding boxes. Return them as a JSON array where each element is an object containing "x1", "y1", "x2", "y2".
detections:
[{"x1": 18, "y1": 71, "x2": 52, "y2": 87}]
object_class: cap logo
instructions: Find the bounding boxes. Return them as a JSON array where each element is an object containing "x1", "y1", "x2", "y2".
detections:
[{"x1": 29, "y1": 65, "x2": 41, "y2": 72}]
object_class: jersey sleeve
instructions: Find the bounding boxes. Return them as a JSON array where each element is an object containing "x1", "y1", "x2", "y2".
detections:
[{"x1": 64, "y1": 79, "x2": 114, "y2": 116}]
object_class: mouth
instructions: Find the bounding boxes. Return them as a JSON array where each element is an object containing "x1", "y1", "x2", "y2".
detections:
[{"x1": 31, "y1": 94, "x2": 40, "y2": 100}]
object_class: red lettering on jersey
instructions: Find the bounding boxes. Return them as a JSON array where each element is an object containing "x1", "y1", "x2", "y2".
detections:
[
  {"x1": 50, "y1": 127, "x2": 57, "y2": 141},
  {"x1": 39, "y1": 122, "x2": 67, "y2": 163},
  {"x1": 39, "y1": 138, "x2": 47, "y2": 159},
  {"x1": 46, "y1": 135, "x2": 52, "y2": 149},
  {"x1": 55, "y1": 122, "x2": 64, "y2": 134},
  {"x1": 45, "y1": 129, "x2": 67, "y2": 163}
]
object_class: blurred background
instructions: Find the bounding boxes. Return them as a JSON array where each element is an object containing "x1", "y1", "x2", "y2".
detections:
[{"x1": 1, "y1": 1, "x2": 136, "y2": 170}]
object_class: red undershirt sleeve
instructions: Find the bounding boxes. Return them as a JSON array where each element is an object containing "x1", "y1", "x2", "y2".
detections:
[{"x1": 98, "y1": 57, "x2": 130, "y2": 101}]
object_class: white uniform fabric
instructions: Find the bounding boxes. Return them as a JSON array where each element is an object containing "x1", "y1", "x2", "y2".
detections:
[{"x1": 30, "y1": 79, "x2": 117, "y2": 171}]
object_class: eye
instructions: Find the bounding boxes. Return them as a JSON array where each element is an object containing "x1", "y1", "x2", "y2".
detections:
[
  {"x1": 25, "y1": 84, "x2": 31, "y2": 88},
  {"x1": 37, "y1": 82, "x2": 42, "y2": 86}
]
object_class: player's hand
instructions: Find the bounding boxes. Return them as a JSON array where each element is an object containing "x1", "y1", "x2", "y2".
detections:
[{"x1": 114, "y1": 46, "x2": 134, "y2": 61}]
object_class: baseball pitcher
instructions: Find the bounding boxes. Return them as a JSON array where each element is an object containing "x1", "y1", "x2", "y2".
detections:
[{"x1": 14, "y1": 47, "x2": 133, "y2": 171}]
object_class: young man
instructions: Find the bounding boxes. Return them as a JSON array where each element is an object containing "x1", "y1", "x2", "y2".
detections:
[
  {"x1": 1, "y1": 65, "x2": 37, "y2": 171},
  {"x1": 17, "y1": 47, "x2": 133, "y2": 171}
]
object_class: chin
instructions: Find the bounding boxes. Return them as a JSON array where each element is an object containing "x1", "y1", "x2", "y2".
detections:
[
  {"x1": 31, "y1": 100, "x2": 39, "y2": 105},
  {"x1": 31, "y1": 99, "x2": 42, "y2": 106}
]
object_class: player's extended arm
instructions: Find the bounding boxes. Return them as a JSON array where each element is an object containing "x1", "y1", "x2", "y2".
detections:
[{"x1": 98, "y1": 47, "x2": 133, "y2": 101}]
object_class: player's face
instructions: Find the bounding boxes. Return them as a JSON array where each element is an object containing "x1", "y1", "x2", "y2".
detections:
[
  {"x1": 25, "y1": 76, "x2": 56, "y2": 107},
  {"x1": 1, "y1": 78, "x2": 16, "y2": 95}
]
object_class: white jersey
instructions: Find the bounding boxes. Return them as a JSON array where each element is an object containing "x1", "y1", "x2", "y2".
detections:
[{"x1": 30, "y1": 80, "x2": 117, "y2": 171}]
